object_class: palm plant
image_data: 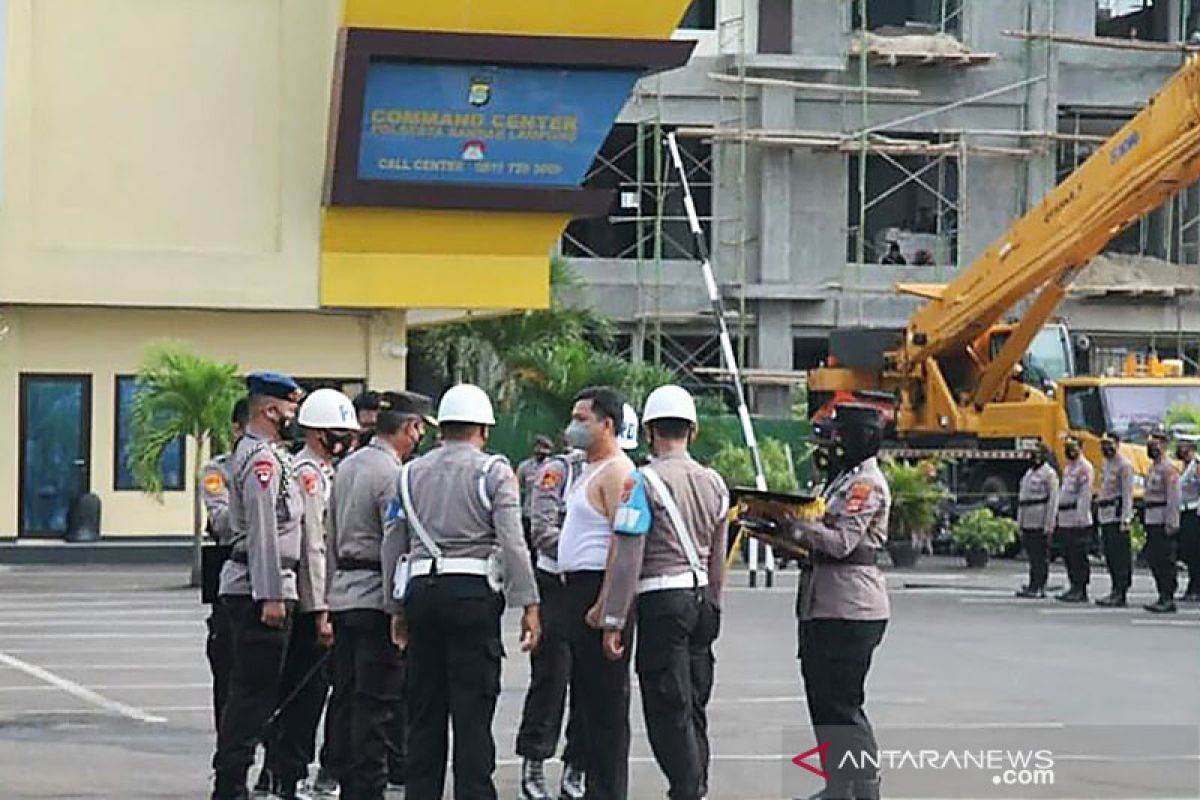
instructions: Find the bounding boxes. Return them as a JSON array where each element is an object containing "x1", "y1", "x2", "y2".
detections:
[
  {"x1": 882, "y1": 459, "x2": 948, "y2": 542},
  {"x1": 1166, "y1": 402, "x2": 1200, "y2": 432},
  {"x1": 129, "y1": 342, "x2": 243, "y2": 586}
]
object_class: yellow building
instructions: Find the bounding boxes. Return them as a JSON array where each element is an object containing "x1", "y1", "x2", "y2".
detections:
[{"x1": 0, "y1": 0, "x2": 692, "y2": 538}]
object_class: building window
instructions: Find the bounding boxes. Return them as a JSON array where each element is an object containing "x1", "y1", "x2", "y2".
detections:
[
  {"x1": 680, "y1": 0, "x2": 716, "y2": 30},
  {"x1": 114, "y1": 376, "x2": 185, "y2": 491},
  {"x1": 855, "y1": 0, "x2": 963, "y2": 37},
  {"x1": 1096, "y1": 1, "x2": 1177, "y2": 42}
]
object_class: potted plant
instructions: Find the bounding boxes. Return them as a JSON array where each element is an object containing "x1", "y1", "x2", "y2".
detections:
[
  {"x1": 950, "y1": 508, "x2": 1018, "y2": 568},
  {"x1": 882, "y1": 460, "x2": 947, "y2": 568}
]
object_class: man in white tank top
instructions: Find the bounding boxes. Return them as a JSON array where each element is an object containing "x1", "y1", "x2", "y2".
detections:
[{"x1": 555, "y1": 387, "x2": 635, "y2": 800}]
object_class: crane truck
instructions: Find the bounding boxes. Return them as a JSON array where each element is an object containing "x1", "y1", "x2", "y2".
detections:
[{"x1": 810, "y1": 56, "x2": 1200, "y2": 511}]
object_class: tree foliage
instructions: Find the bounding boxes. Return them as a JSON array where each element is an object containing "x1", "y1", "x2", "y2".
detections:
[
  {"x1": 882, "y1": 459, "x2": 948, "y2": 541},
  {"x1": 710, "y1": 437, "x2": 800, "y2": 493}
]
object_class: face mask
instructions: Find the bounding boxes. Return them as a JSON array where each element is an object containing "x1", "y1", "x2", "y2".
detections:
[
  {"x1": 1032, "y1": 455, "x2": 1045, "y2": 467},
  {"x1": 1148, "y1": 443, "x2": 1162, "y2": 460},
  {"x1": 272, "y1": 409, "x2": 298, "y2": 443},
  {"x1": 564, "y1": 420, "x2": 594, "y2": 451},
  {"x1": 400, "y1": 423, "x2": 426, "y2": 460},
  {"x1": 534, "y1": 451, "x2": 550, "y2": 463},
  {"x1": 1175, "y1": 448, "x2": 1188, "y2": 462},
  {"x1": 1065, "y1": 446, "x2": 1080, "y2": 460},
  {"x1": 321, "y1": 431, "x2": 354, "y2": 459},
  {"x1": 1101, "y1": 445, "x2": 1116, "y2": 459},
  {"x1": 357, "y1": 427, "x2": 375, "y2": 450}
]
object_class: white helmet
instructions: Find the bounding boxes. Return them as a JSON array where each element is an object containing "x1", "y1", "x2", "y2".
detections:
[
  {"x1": 437, "y1": 383, "x2": 496, "y2": 426},
  {"x1": 298, "y1": 388, "x2": 359, "y2": 430},
  {"x1": 618, "y1": 403, "x2": 639, "y2": 451},
  {"x1": 642, "y1": 384, "x2": 697, "y2": 425}
]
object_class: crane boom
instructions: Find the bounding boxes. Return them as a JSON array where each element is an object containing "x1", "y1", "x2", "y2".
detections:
[{"x1": 893, "y1": 55, "x2": 1200, "y2": 400}]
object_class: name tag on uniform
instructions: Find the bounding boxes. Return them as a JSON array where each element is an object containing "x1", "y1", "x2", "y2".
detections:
[
  {"x1": 392, "y1": 554, "x2": 412, "y2": 601},
  {"x1": 613, "y1": 471, "x2": 652, "y2": 536}
]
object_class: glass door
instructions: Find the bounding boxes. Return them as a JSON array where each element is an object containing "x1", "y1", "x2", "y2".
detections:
[{"x1": 19, "y1": 374, "x2": 92, "y2": 537}]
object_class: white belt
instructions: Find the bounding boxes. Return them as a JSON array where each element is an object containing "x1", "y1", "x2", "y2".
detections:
[
  {"x1": 1185, "y1": 501, "x2": 1200, "y2": 512},
  {"x1": 536, "y1": 553, "x2": 560, "y2": 574},
  {"x1": 410, "y1": 557, "x2": 490, "y2": 578},
  {"x1": 637, "y1": 571, "x2": 708, "y2": 594}
]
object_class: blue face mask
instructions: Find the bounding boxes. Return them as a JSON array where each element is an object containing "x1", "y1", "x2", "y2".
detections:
[{"x1": 564, "y1": 420, "x2": 594, "y2": 450}]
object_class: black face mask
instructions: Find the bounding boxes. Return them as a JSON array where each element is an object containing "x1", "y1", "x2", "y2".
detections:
[
  {"x1": 320, "y1": 431, "x2": 354, "y2": 459},
  {"x1": 1065, "y1": 446, "x2": 1080, "y2": 461},
  {"x1": 1031, "y1": 455, "x2": 1045, "y2": 467},
  {"x1": 1101, "y1": 445, "x2": 1116, "y2": 459},
  {"x1": 1148, "y1": 442, "x2": 1162, "y2": 460},
  {"x1": 838, "y1": 426, "x2": 881, "y2": 469},
  {"x1": 273, "y1": 411, "x2": 298, "y2": 444},
  {"x1": 357, "y1": 427, "x2": 375, "y2": 450}
]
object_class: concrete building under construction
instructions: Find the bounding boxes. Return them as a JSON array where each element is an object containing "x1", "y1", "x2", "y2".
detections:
[{"x1": 568, "y1": 0, "x2": 1200, "y2": 414}]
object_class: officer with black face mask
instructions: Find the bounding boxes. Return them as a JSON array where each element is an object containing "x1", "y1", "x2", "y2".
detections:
[
  {"x1": 1095, "y1": 433, "x2": 1135, "y2": 608},
  {"x1": 1015, "y1": 444, "x2": 1059, "y2": 599},
  {"x1": 1143, "y1": 430, "x2": 1182, "y2": 614}
]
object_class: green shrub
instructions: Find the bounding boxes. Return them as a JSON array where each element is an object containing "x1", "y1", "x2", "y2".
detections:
[
  {"x1": 710, "y1": 436, "x2": 800, "y2": 493},
  {"x1": 882, "y1": 459, "x2": 948, "y2": 541},
  {"x1": 951, "y1": 508, "x2": 1019, "y2": 555}
]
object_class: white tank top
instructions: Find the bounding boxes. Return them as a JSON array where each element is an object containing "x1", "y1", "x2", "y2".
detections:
[{"x1": 557, "y1": 457, "x2": 620, "y2": 572}]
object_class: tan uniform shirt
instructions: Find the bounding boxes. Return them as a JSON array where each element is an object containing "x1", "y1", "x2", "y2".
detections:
[
  {"x1": 1056, "y1": 457, "x2": 1095, "y2": 529},
  {"x1": 529, "y1": 451, "x2": 586, "y2": 567},
  {"x1": 1180, "y1": 456, "x2": 1200, "y2": 514},
  {"x1": 1017, "y1": 463, "x2": 1059, "y2": 534},
  {"x1": 516, "y1": 456, "x2": 545, "y2": 518},
  {"x1": 797, "y1": 456, "x2": 890, "y2": 621},
  {"x1": 326, "y1": 438, "x2": 402, "y2": 612},
  {"x1": 1144, "y1": 457, "x2": 1182, "y2": 531},
  {"x1": 1096, "y1": 454, "x2": 1135, "y2": 527},
  {"x1": 293, "y1": 445, "x2": 333, "y2": 614},
  {"x1": 382, "y1": 441, "x2": 539, "y2": 613},
  {"x1": 200, "y1": 454, "x2": 234, "y2": 544},
  {"x1": 218, "y1": 431, "x2": 304, "y2": 601}
]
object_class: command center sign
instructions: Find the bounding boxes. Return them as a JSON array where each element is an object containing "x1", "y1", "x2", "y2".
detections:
[{"x1": 357, "y1": 62, "x2": 638, "y2": 187}]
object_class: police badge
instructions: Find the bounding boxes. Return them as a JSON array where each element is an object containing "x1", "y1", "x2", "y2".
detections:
[{"x1": 468, "y1": 75, "x2": 492, "y2": 107}]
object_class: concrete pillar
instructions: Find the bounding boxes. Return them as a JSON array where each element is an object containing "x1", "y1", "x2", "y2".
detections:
[
  {"x1": 365, "y1": 310, "x2": 407, "y2": 390},
  {"x1": 754, "y1": 84, "x2": 794, "y2": 417},
  {"x1": 1024, "y1": 1, "x2": 1060, "y2": 210}
]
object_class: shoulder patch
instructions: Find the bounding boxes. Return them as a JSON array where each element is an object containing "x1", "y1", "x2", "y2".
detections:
[
  {"x1": 203, "y1": 470, "x2": 226, "y2": 496},
  {"x1": 252, "y1": 459, "x2": 275, "y2": 489},
  {"x1": 844, "y1": 481, "x2": 874, "y2": 514},
  {"x1": 539, "y1": 467, "x2": 563, "y2": 492},
  {"x1": 301, "y1": 470, "x2": 320, "y2": 496},
  {"x1": 619, "y1": 475, "x2": 637, "y2": 504}
]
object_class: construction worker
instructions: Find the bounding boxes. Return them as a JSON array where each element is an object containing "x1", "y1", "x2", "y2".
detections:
[
  {"x1": 1177, "y1": 434, "x2": 1200, "y2": 603},
  {"x1": 556, "y1": 386, "x2": 637, "y2": 800},
  {"x1": 326, "y1": 390, "x2": 434, "y2": 799},
  {"x1": 256, "y1": 389, "x2": 357, "y2": 798},
  {"x1": 518, "y1": 435, "x2": 556, "y2": 542},
  {"x1": 1143, "y1": 430, "x2": 1182, "y2": 614},
  {"x1": 381, "y1": 383, "x2": 541, "y2": 800},
  {"x1": 1095, "y1": 433, "x2": 1136, "y2": 607},
  {"x1": 1014, "y1": 444, "x2": 1059, "y2": 599},
  {"x1": 202, "y1": 397, "x2": 249, "y2": 734},
  {"x1": 210, "y1": 372, "x2": 305, "y2": 800},
  {"x1": 1055, "y1": 437, "x2": 1095, "y2": 603},
  {"x1": 761, "y1": 403, "x2": 890, "y2": 800},
  {"x1": 598, "y1": 385, "x2": 728, "y2": 800}
]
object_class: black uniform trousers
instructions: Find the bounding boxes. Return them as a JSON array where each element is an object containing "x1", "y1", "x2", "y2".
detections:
[
  {"x1": 205, "y1": 600, "x2": 234, "y2": 734},
  {"x1": 563, "y1": 570, "x2": 632, "y2": 800},
  {"x1": 264, "y1": 611, "x2": 330, "y2": 786},
  {"x1": 385, "y1": 680, "x2": 408, "y2": 785},
  {"x1": 1100, "y1": 523, "x2": 1132, "y2": 596},
  {"x1": 635, "y1": 588, "x2": 719, "y2": 800},
  {"x1": 330, "y1": 609, "x2": 405, "y2": 800},
  {"x1": 1179, "y1": 511, "x2": 1200, "y2": 596},
  {"x1": 321, "y1": 659, "x2": 347, "y2": 780},
  {"x1": 1021, "y1": 529, "x2": 1049, "y2": 591},
  {"x1": 1145, "y1": 525, "x2": 1178, "y2": 601},
  {"x1": 404, "y1": 574, "x2": 504, "y2": 800},
  {"x1": 798, "y1": 618, "x2": 888, "y2": 792},
  {"x1": 1060, "y1": 526, "x2": 1092, "y2": 592},
  {"x1": 212, "y1": 595, "x2": 294, "y2": 796},
  {"x1": 516, "y1": 569, "x2": 585, "y2": 767}
]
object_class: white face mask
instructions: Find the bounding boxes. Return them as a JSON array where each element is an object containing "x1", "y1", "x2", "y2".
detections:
[{"x1": 564, "y1": 420, "x2": 594, "y2": 451}]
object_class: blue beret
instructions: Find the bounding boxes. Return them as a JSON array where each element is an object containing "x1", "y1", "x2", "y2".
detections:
[{"x1": 246, "y1": 371, "x2": 303, "y2": 402}]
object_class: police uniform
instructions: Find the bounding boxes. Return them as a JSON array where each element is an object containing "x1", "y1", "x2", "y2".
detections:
[
  {"x1": 201, "y1": 453, "x2": 235, "y2": 732},
  {"x1": 381, "y1": 439, "x2": 539, "y2": 800},
  {"x1": 325, "y1": 437, "x2": 406, "y2": 799},
  {"x1": 1143, "y1": 448, "x2": 1182, "y2": 610},
  {"x1": 1055, "y1": 453, "x2": 1095, "y2": 600},
  {"x1": 600, "y1": 452, "x2": 729, "y2": 800},
  {"x1": 1178, "y1": 445, "x2": 1200, "y2": 600},
  {"x1": 515, "y1": 451, "x2": 587, "y2": 787},
  {"x1": 517, "y1": 452, "x2": 548, "y2": 541},
  {"x1": 1096, "y1": 446, "x2": 1135, "y2": 604},
  {"x1": 1016, "y1": 460, "x2": 1059, "y2": 596},
  {"x1": 263, "y1": 445, "x2": 334, "y2": 792},
  {"x1": 212, "y1": 391, "x2": 305, "y2": 798}
]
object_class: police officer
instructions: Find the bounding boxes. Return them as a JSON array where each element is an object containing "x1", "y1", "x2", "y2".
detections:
[
  {"x1": 381, "y1": 383, "x2": 541, "y2": 800},
  {"x1": 326, "y1": 390, "x2": 433, "y2": 799},
  {"x1": 210, "y1": 372, "x2": 305, "y2": 800},
  {"x1": 1095, "y1": 433, "x2": 1136, "y2": 607},
  {"x1": 1055, "y1": 437, "x2": 1095, "y2": 603},
  {"x1": 598, "y1": 385, "x2": 728, "y2": 800},
  {"x1": 518, "y1": 435, "x2": 555, "y2": 541},
  {"x1": 258, "y1": 389, "x2": 358, "y2": 798},
  {"x1": 1015, "y1": 444, "x2": 1059, "y2": 599},
  {"x1": 352, "y1": 390, "x2": 382, "y2": 449},
  {"x1": 765, "y1": 404, "x2": 890, "y2": 800},
  {"x1": 1176, "y1": 435, "x2": 1200, "y2": 603},
  {"x1": 516, "y1": 437, "x2": 588, "y2": 800},
  {"x1": 1143, "y1": 430, "x2": 1182, "y2": 614},
  {"x1": 202, "y1": 397, "x2": 249, "y2": 733}
]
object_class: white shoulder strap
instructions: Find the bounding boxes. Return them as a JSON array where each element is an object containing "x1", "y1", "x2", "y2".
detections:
[
  {"x1": 477, "y1": 455, "x2": 507, "y2": 512},
  {"x1": 641, "y1": 465, "x2": 703, "y2": 575},
  {"x1": 400, "y1": 462, "x2": 443, "y2": 560}
]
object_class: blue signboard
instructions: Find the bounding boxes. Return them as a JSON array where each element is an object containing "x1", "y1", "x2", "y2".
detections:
[{"x1": 357, "y1": 61, "x2": 638, "y2": 187}]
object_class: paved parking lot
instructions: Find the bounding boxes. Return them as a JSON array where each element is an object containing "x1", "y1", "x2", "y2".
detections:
[{"x1": 0, "y1": 559, "x2": 1195, "y2": 799}]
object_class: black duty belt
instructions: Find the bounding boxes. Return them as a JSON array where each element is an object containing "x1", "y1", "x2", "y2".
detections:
[
  {"x1": 812, "y1": 547, "x2": 881, "y2": 567},
  {"x1": 1144, "y1": 502, "x2": 1167, "y2": 509},
  {"x1": 230, "y1": 551, "x2": 299, "y2": 571},
  {"x1": 1098, "y1": 499, "x2": 1119, "y2": 507},
  {"x1": 1019, "y1": 499, "x2": 1048, "y2": 507},
  {"x1": 338, "y1": 558, "x2": 382, "y2": 572}
]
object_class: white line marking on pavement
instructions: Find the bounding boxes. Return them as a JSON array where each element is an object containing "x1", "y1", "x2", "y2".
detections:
[
  {"x1": 31, "y1": 663, "x2": 205, "y2": 670},
  {"x1": 0, "y1": 682, "x2": 208, "y2": 692},
  {"x1": 0, "y1": 633, "x2": 197, "y2": 640},
  {"x1": 876, "y1": 721, "x2": 1065, "y2": 730},
  {"x1": 0, "y1": 609, "x2": 201, "y2": 619},
  {"x1": 1131, "y1": 619, "x2": 1200, "y2": 627},
  {"x1": 0, "y1": 621, "x2": 204, "y2": 628},
  {"x1": 709, "y1": 695, "x2": 930, "y2": 706},
  {"x1": 0, "y1": 646, "x2": 199, "y2": 655},
  {"x1": 0, "y1": 651, "x2": 166, "y2": 724}
]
